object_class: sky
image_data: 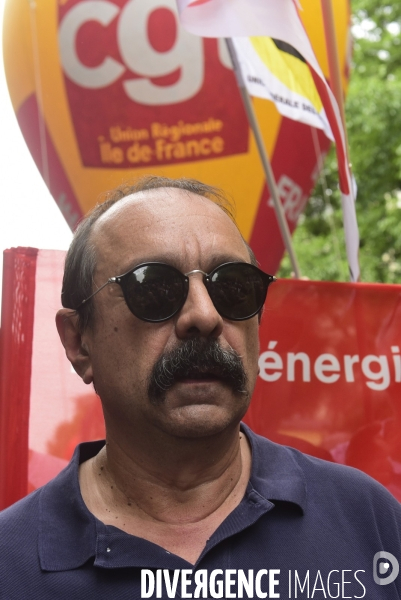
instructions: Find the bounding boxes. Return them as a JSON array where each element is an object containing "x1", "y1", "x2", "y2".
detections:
[{"x1": 0, "y1": 0, "x2": 73, "y2": 311}]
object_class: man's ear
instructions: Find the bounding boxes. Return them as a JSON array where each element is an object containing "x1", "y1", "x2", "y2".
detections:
[{"x1": 56, "y1": 309, "x2": 93, "y2": 385}]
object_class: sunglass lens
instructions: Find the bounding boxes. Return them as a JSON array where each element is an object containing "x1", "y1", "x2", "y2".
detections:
[
  {"x1": 207, "y1": 264, "x2": 268, "y2": 320},
  {"x1": 123, "y1": 264, "x2": 187, "y2": 322}
]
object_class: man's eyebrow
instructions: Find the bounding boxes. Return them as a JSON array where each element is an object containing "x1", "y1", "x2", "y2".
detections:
[
  {"x1": 117, "y1": 255, "x2": 181, "y2": 275},
  {"x1": 117, "y1": 254, "x2": 250, "y2": 275},
  {"x1": 203, "y1": 254, "x2": 251, "y2": 270}
]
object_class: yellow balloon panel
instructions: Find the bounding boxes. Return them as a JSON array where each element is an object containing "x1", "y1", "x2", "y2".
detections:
[{"x1": 299, "y1": 0, "x2": 351, "y2": 90}]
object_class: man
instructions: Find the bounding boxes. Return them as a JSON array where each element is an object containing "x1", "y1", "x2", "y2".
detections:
[{"x1": 1, "y1": 176, "x2": 400, "y2": 599}]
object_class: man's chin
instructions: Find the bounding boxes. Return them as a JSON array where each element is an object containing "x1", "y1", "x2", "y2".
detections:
[{"x1": 151, "y1": 394, "x2": 250, "y2": 439}]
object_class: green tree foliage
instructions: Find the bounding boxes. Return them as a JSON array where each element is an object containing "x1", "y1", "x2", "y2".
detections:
[{"x1": 279, "y1": 0, "x2": 401, "y2": 282}]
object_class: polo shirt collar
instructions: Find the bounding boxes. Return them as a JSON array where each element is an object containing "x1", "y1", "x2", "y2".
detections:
[
  {"x1": 243, "y1": 423, "x2": 307, "y2": 511},
  {"x1": 39, "y1": 425, "x2": 306, "y2": 571},
  {"x1": 39, "y1": 440, "x2": 103, "y2": 571}
]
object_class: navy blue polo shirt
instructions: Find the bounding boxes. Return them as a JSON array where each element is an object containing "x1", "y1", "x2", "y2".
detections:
[{"x1": 1, "y1": 424, "x2": 400, "y2": 599}]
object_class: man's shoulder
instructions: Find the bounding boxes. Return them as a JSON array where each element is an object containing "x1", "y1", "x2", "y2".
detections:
[
  {"x1": 0, "y1": 487, "x2": 42, "y2": 529},
  {"x1": 0, "y1": 487, "x2": 44, "y2": 582},
  {"x1": 290, "y1": 440, "x2": 399, "y2": 500},
  {"x1": 248, "y1": 427, "x2": 401, "y2": 566},
  {"x1": 0, "y1": 446, "x2": 98, "y2": 597},
  {"x1": 0, "y1": 440, "x2": 104, "y2": 536},
  {"x1": 249, "y1": 426, "x2": 401, "y2": 511}
]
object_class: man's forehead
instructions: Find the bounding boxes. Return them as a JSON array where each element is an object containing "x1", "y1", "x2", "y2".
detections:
[
  {"x1": 96, "y1": 187, "x2": 229, "y2": 226},
  {"x1": 90, "y1": 187, "x2": 248, "y2": 270},
  {"x1": 92, "y1": 187, "x2": 240, "y2": 243}
]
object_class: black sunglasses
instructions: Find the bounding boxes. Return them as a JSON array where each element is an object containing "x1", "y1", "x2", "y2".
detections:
[{"x1": 77, "y1": 262, "x2": 276, "y2": 322}]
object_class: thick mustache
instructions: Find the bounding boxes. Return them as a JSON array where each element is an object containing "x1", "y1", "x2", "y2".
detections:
[{"x1": 148, "y1": 338, "x2": 248, "y2": 403}]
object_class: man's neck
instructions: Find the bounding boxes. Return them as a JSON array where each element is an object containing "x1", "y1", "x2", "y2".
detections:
[{"x1": 79, "y1": 426, "x2": 252, "y2": 563}]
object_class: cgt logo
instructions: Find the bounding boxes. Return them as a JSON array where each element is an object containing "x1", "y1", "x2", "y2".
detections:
[
  {"x1": 373, "y1": 551, "x2": 399, "y2": 586},
  {"x1": 58, "y1": 0, "x2": 231, "y2": 105},
  {"x1": 56, "y1": 0, "x2": 249, "y2": 169}
]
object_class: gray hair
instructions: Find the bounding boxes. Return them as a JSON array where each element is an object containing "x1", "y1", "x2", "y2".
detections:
[{"x1": 61, "y1": 175, "x2": 258, "y2": 331}]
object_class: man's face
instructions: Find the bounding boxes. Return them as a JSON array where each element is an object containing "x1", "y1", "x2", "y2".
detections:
[{"x1": 81, "y1": 188, "x2": 260, "y2": 440}]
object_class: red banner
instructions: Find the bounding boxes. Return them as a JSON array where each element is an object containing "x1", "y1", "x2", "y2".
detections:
[
  {"x1": 245, "y1": 279, "x2": 401, "y2": 499},
  {"x1": 1, "y1": 250, "x2": 401, "y2": 508},
  {"x1": 0, "y1": 248, "x2": 38, "y2": 508}
]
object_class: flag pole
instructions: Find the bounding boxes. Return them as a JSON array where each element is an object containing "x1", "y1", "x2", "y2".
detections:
[
  {"x1": 320, "y1": 0, "x2": 350, "y2": 161},
  {"x1": 225, "y1": 38, "x2": 301, "y2": 279},
  {"x1": 320, "y1": 0, "x2": 360, "y2": 282}
]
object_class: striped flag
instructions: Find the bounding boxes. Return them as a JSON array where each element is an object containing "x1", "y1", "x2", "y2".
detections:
[
  {"x1": 232, "y1": 37, "x2": 334, "y2": 141},
  {"x1": 176, "y1": 0, "x2": 360, "y2": 282}
]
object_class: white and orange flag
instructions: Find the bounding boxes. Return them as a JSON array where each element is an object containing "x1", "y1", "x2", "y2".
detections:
[{"x1": 176, "y1": 0, "x2": 360, "y2": 282}]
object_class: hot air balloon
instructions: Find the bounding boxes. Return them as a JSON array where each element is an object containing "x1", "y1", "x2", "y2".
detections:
[{"x1": 3, "y1": 0, "x2": 351, "y2": 273}]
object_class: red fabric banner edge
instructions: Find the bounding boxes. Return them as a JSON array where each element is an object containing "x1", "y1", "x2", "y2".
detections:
[{"x1": 0, "y1": 247, "x2": 38, "y2": 509}]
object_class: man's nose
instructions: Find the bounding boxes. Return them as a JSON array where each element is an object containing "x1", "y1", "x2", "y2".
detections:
[{"x1": 175, "y1": 273, "x2": 224, "y2": 339}]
